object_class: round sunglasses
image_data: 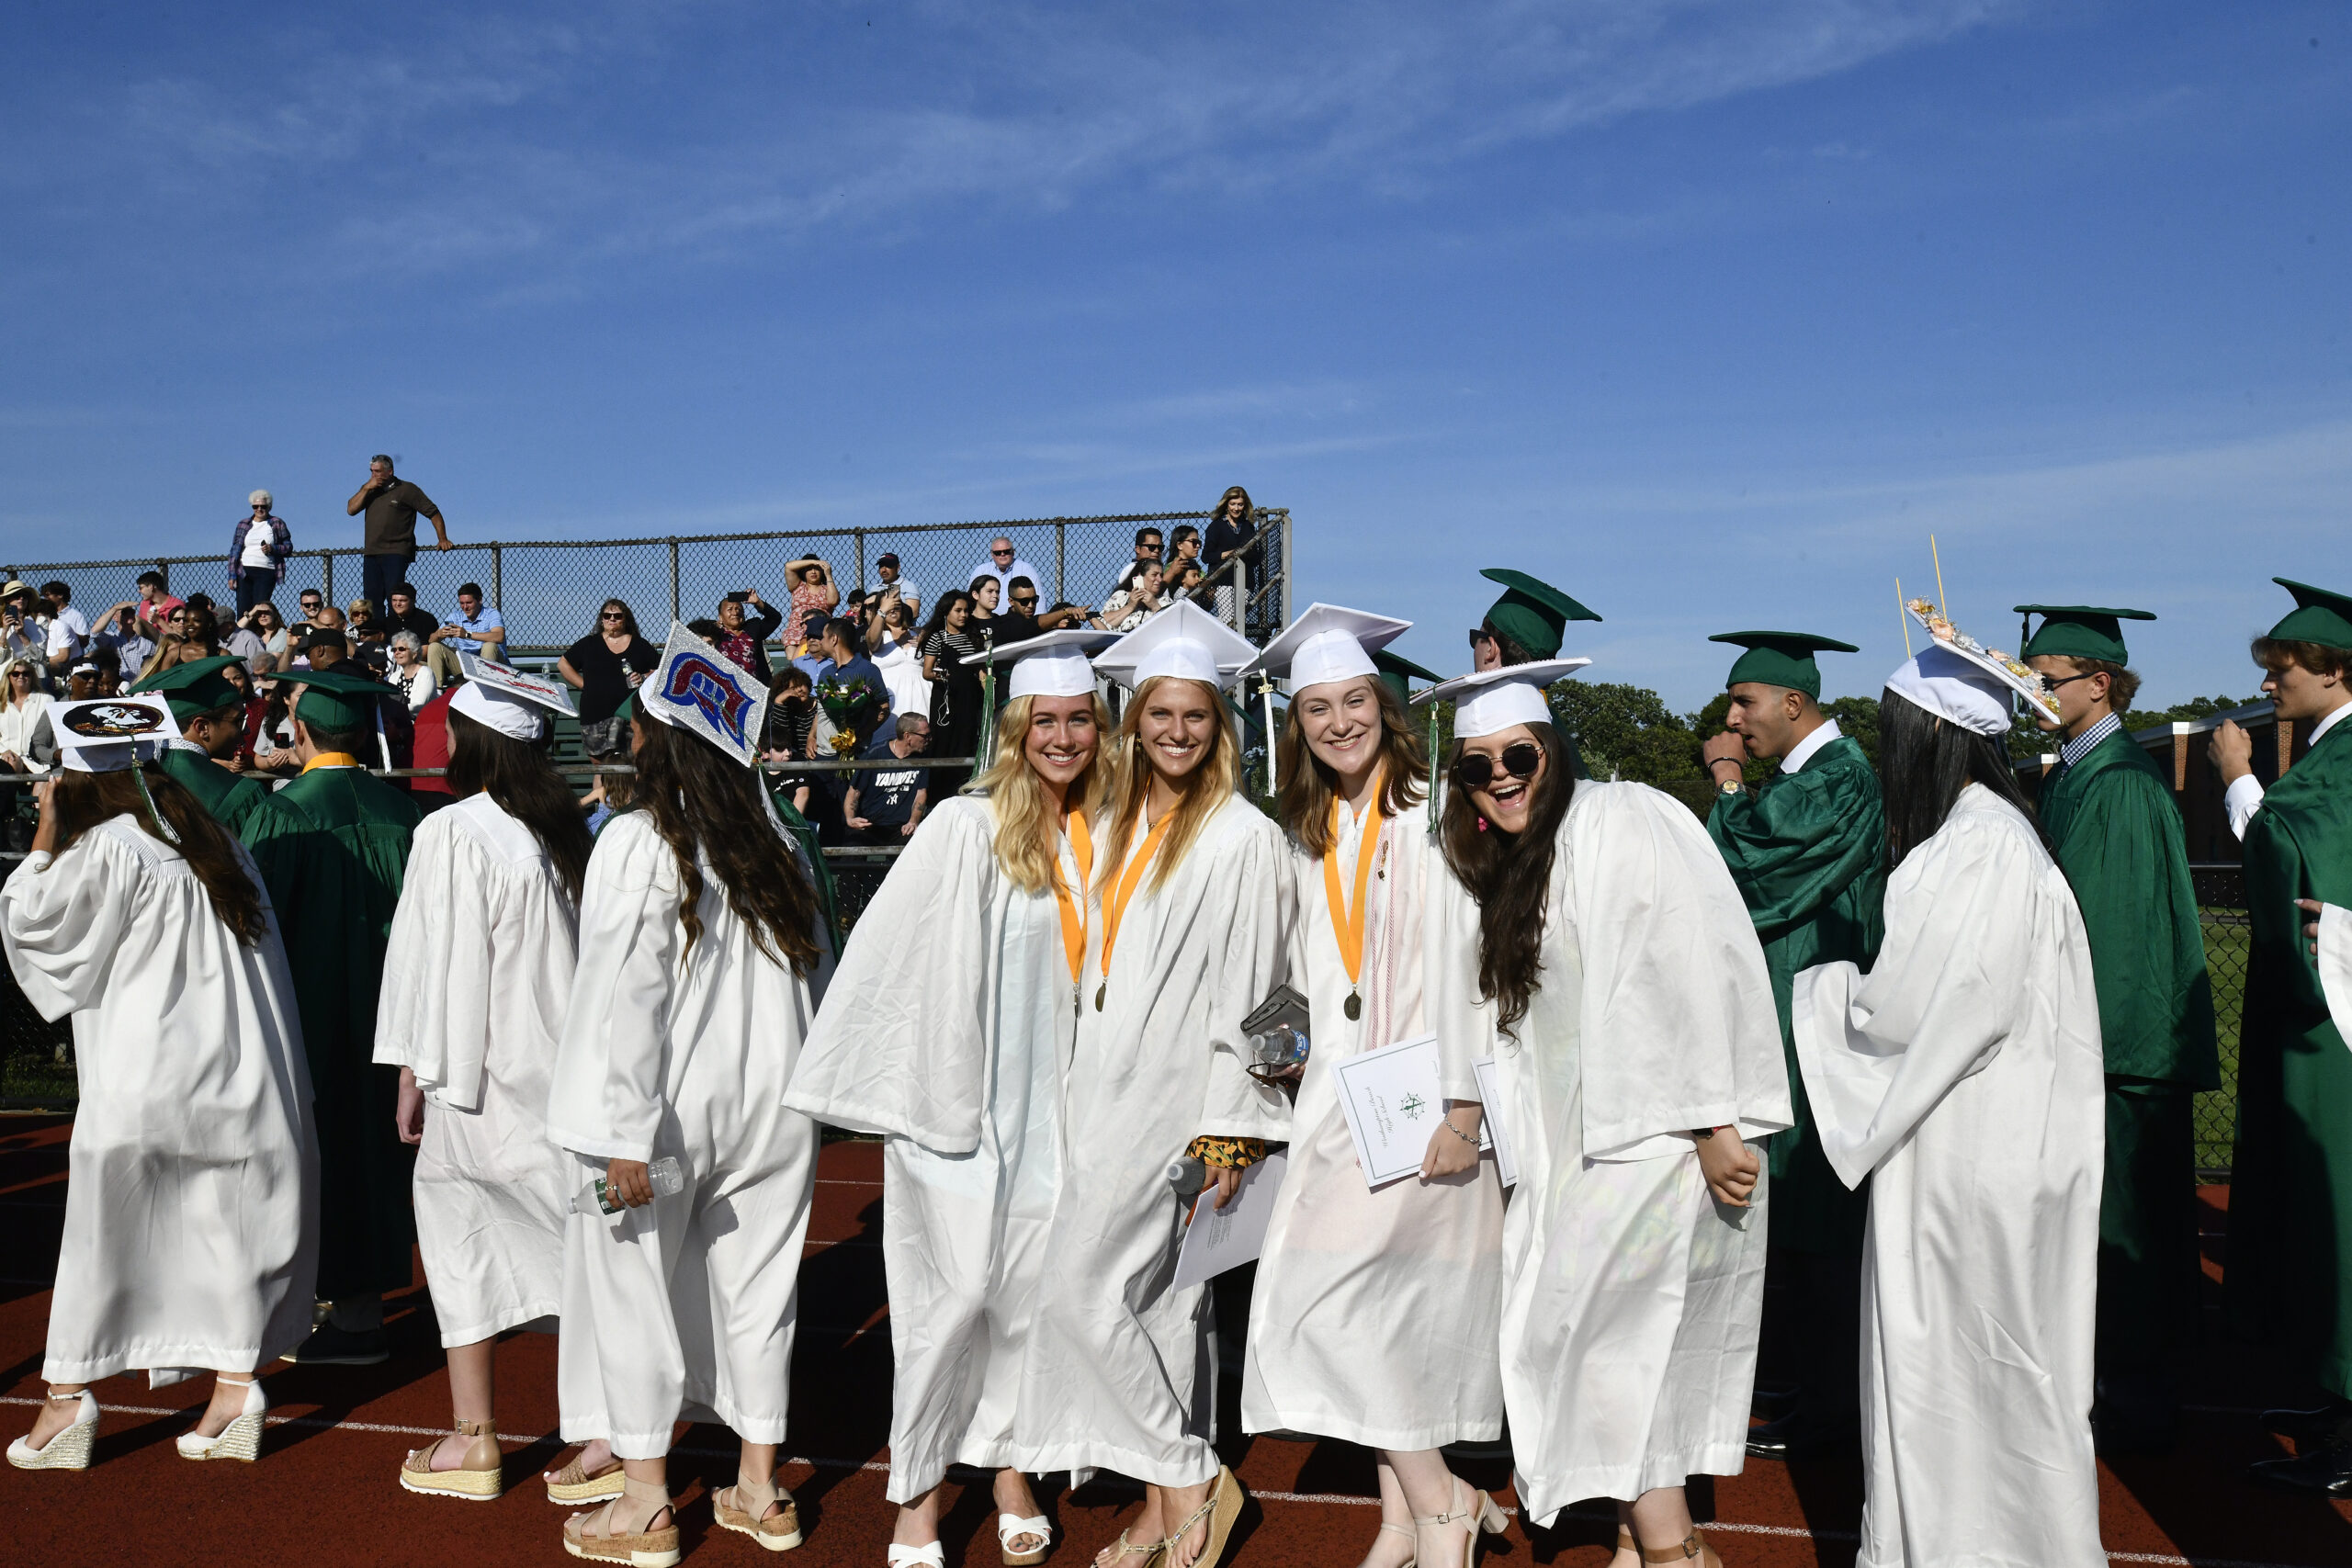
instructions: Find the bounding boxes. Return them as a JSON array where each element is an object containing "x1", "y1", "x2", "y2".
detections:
[{"x1": 1453, "y1": 740, "x2": 1544, "y2": 791}]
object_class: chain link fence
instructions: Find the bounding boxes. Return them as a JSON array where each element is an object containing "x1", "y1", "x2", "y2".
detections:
[
  {"x1": 2191, "y1": 863, "x2": 2248, "y2": 1179},
  {"x1": 0, "y1": 510, "x2": 1294, "y2": 1108}
]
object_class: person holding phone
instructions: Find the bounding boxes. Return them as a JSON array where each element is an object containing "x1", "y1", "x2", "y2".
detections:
[{"x1": 711, "y1": 590, "x2": 785, "y2": 682}]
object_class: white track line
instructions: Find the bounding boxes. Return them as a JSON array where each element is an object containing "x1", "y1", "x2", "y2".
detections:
[{"x1": 0, "y1": 1397, "x2": 2329, "y2": 1568}]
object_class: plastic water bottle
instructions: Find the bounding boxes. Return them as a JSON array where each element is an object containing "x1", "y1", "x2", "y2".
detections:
[
  {"x1": 574, "y1": 1156, "x2": 685, "y2": 1216},
  {"x1": 1166, "y1": 1156, "x2": 1208, "y2": 1200}
]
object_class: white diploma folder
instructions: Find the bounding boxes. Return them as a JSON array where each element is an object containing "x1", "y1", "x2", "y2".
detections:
[
  {"x1": 1472, "y1": 1056, "x2": 1517, "y2": 1189},
  {"x1": 1171, "y1": 1148, "x2": 1288, "y2": 1292},
  {"x1": 1333, "y1": 1033, "x2": 1461, "y2": 1190}
]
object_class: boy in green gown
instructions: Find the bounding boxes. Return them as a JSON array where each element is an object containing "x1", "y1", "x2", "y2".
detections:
[
  {"x1": 1701, "y1": 632, "x2": 1885, "y2": 1457},
  {"x1": 128, "y1": 655, "x2": 273, "y2": 839},
  {"x1": 2021, "y1": 605, "x2": 2220, "y2": 1453},
  {"x1": 1473, "y1": 568, "x2": 1598, "y2": 777},
  {"x1": 2211, "y1": 580, "x2": 2352, "y2": 1495},
  {"x1": 244, "y1": 667, "x2": 424, "y2": 1366}
]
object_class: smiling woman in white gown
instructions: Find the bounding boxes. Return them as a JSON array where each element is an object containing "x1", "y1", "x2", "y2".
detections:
[
  {"x1": 1420, "y1": 661, "x2": 1789, "y2": 1568},
  {"x1": 3, "y1": 700, "x2": 315, "y2": 1473},
  {"x1": 788, "y1": 629, "x2": 1114, "y2": 1568},
  {"x1": 1791, "y1": 642, "x2": 2105, "y2": 1568},
  {"x1": 374, "y1": 672, "x2": 592, "y2": 1504}
]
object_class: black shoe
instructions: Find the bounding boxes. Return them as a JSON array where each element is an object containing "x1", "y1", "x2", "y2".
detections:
[
  {"x1": 1750, "y1": 1380, "x2": 1800, "y2": 1421},
  {"x1": 1745, "y1": 1409, "x2": 1858, "y2": 1461},
  {"x1": 2259, "y1": 1401, "x2": 2352, "y2": 1446},
  {"x1": 281, "y1": 1320, "x2": 389, "y2": 1366},
  {"x1": 2247, "y1": 1437, "x2": 2352, "y2": 1497}
]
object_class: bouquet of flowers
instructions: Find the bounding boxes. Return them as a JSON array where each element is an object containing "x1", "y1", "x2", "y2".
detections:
[{"x1": 816, "y1": 671, "x2": 880, "y2": 728}]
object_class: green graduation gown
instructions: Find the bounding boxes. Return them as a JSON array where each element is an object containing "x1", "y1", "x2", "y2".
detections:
[
  {"x1": 2039, "y1": 727, "x2": 2220, "y2": 1400},
  {"x1": 156, "y1": 741, "x2": 274, "y2": 840},
  {"x1": 2227, "y1": 717, "x2": 2352, "y2": 1399},
  {"x1": 247, "y1": 764, "x2": 423, "y2": 1302},
  {"x1": 1707, "y1": 733, "x2": 1886, "y2": 1255}
]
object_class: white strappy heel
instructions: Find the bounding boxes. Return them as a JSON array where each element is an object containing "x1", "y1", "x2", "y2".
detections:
[
  {"x1": 6, "y1": 1388, "x2": 98, "y2": 1471},
  {"x1": 175, "y1": 1375, "x2": 266, "y2": 1463},
  {"x1": 887, "y1": 1544, "x2": 946, "y2": 1567},
  {"x1": 1000, "y1": 1510, "x2": 1054, "y2": 1564}
]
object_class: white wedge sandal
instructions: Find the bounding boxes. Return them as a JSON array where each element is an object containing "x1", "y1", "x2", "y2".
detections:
[
  {"x1": 175, "y1": 1375, "x2": 267, "y2": 1463},
  {"x1": 6, "y1": 1389, "x2": 99, "y2": 1471}
]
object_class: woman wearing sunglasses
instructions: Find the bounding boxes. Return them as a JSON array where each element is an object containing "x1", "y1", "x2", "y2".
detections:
[
  {"x1": 1016, "y1": 604, "x2": 1290, "y2": 1568},
  {"x1": 1420, "y1": 660, "x2": 1787, "y2": 1568},
  {"x1": 1238, "y1": 606, "x2": 1509, "y2": 1568}
]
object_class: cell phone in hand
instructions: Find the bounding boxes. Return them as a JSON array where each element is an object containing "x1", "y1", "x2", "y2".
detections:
[{"x1": 726, "y1": 591, "x2": 752, "y2": 604}]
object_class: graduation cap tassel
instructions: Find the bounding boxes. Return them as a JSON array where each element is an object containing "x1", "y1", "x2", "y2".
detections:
[
  {"x1": 1259, "y1": 674, "x2": 1278, "y2": 796},
  {"x1": 1426, "y1": 703, "x2": 1442, "y2": 840},
  {"x1": 132, "y1": 761, "x2": 181, "y2": 847},
  {"x1": 976, "y1": 663, "x2": 999, "y2": 765}
]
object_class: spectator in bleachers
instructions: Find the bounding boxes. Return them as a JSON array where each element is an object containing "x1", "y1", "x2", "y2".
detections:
[
  {"x1": 866, "y1": 599, "x2": 931, "y2": 723},
  {"x1": 919, "y1": 591, "x2": 984, "y2": 785},
  {"x1": 91, "y1": 601, "x2": 156, "y2": 679},
  {"x1": 346, "y1": 598, "x2": 391, "y2": 672},
  {"x1": 1170, "y1": 561, "x2": 1207, "y2": 602},
  {"x1": 0, "y1": 657, "x2": 54, "y2": 780},
  {"x1": 230, "y1": 490, "x2": 295, "y2": 614},
  {"x1": 294, "y1": 586, "x2": 331, "y2": 635},
  {"x1": 295, "y1": 623, "x2": 351, "y2": 672},
  {"x1": 225, "y1": 602, "x2": 276, "y2": 671},
  {"x1": 1129, "y1": 524, "x2": 1165, "y2": 572},
  {"x1": 430, "y1": 582, "x2": 505, "y2": 664},
  {"x1": 559, "y1": 598, "x2": 660, "y2": 761},
  {"x1": 780, "y1": 558, "x2": 841, "y2": 657},
  {"x1": 762, "y1": 667, "x2": 819, "y2": 818},
  {"x1": 842, "y1": 716, "x2": 931, "y2": 846},
  {"x1": 388, "y1": 632, "x2": 438, "y2": 712},
  {"x1": 966, "y1": 573, "x2": 1001, "y2": 639},
  {"x1": 131, "y1": 570, "x2": 184, "y2": 638},
  {"x1": 1170, "y1": 524, "x2": 1203, "y2": 576},
  {"x1": 998, "y1": 575, "x2": 1091, "y2": 639},
  {"x1": 349, "y1": 454, "x2": 452, "y2": 622},
  {"x1": 971, "y1": 535, "x2": 1043, "y2": 602},
  {"x1": 1, "y1": 583, "x2": 49, "y2": 673},
  {"x1": 854, "y1": 553, "x2": 920, "y2": 626},
  {"x1": 815, "y1": 618, "x2": 892, "y2": 740},
  {"x1": 40, "y1": 581, "x2": 88, "y2": 677},
  {"x1": 1204, "y1": 484, "x2": 1260, "y2": 624},
  {"x1": 712, "y1": 589, "x2": 785, "y2": 682},
  {"x1": 66, "y1": 649, "x2": 122, "y2": 700},
  {"x1": 217, "y1": 658, "x2": 266, "y2": 767},
  {"x1": 1098, "y1": 559, "x2": 1165, "y2": 633}
]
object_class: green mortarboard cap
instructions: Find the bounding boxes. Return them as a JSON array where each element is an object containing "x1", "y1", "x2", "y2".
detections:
[
  {"x1": 291, "y1": 667, "x2": 396, "y2": 732},
  {"x1": 1479, "y1": 569, "x2": 1600, "y2": 660},
  {"x1": 1708, "y1": 631, "x2": 1859, "y2": 701},
  {"x1": 1371, "y1": 648, "x2": 1443, "y2": 705},
  {"x1": 2266, "y1": 578, "x2": 2352, "y2": 653},
  {"x1": 615, "y1": 690, "x2": 639, "y2": 724},
  {"x1": 2015, "y1": 604, "x2": 2154, "y2": 666},
  {"x1": 130, "y1": 654, "x2": 246, "y2": 724}
]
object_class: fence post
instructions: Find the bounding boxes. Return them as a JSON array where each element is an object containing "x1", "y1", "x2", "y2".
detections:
[
  {"x1": 322, "y1": 550, "x2": 335, "y2": 606},
  {"x1": 1055, "y1": 520, "x2": 1067, "y2": 605},
  {"x1": 491, "y1": 544, "x2": 503, "y2": 610},
  {"x1": 1279, "y1": 510, "x2": 1293, "y2": 627},
  {"x1": 668, "y1": 539, "x2": 682, "y2": 625},
  {"x1": 854, "y1": 527, "x2": 867, "y2": 597},
  {"x1": 156, "y1": 558, "x2": 170, "y2": 594}
]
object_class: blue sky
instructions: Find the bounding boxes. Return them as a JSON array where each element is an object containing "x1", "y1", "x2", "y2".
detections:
[{"x1": 2, "y1": 1, "x2": 2344, "y2": 708}]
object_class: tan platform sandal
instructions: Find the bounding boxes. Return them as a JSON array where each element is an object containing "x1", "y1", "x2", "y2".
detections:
[
  {"x1": 1160, "y1": 1465, "x2": 1244, "y2": 1568},
  {"x1": 1091, "y1": 1528, "x2": 1164, "y2": 1568},
  {"x1": 548, "y1": 1448, "x2": 629, "y2": 1504},
  {"x1": 999, "y1": 1509, "x2": 1053, "y2": 1565},
  {"x1": 176, "y1": 1374, "x2": 266, "y2": 1463},
  {"x1": 399, "y1": 1417, "x2": 503, "y2": 1500},
  {"x1": 6, "y1": 1389, "x2": 99, "y2": 1471},
  {"x1": 1635, "y1": 1528, "x2": 1723, "y2": 1566},
  {"x1": 1411, "y1": 1478, "x2": 1505, "y2": 1568},
  {"x1": 714, "y1": 1466, "x2": 805, "y2": 1551},
  {"x1": 563, "y1": 1475, "x2": 681, "y2": 1567}
]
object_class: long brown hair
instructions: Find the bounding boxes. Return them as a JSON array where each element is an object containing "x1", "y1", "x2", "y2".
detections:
[
  {"x1": 446, "y1": 708, "x2": 594, "y2": 905},
  {"x1": 51, "y1": 767, "x2": 268, "y2": 945},
  {"x1": 1096, "y1": 676, "x2": 1240, "y2": 896},
  {"x1": 1274, "y1": 675, "x2": 1426, "y2": 855},
  {"x1": 966, "y1": 693, "x2": 1113, "y2": 897},
  {"x1": 628, "y1": 716, "x2": 821, "y2": 975},
  {"x1": 1438, "y1": 722, "x2": 1576, "y2": 1040}
]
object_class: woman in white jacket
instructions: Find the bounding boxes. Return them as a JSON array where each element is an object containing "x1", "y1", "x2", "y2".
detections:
[
  {"x1": 546, "y1": 635, "x2": 835, "y2": 1566},
  {"x1": 374, "y1": 671, "x2": 592, "y2": 1502},
  {"x1": 787, "y1": 629, "x2": 1114, "y2": 1568}
]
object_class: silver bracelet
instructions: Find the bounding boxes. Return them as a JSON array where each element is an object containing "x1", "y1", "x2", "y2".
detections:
[{"x1": 1442, "y1": 1118, "x2": 1479, "y2": 1146}]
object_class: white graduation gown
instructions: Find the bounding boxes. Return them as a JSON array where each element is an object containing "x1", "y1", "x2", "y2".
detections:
[
  {"x1": 547, "y1": 809, "x2": 833, "y2": 1459},
  {"x1": 2, "y1": 817, "x2": 317, "y2": 1384},
  {"x1": 1016, "y1": 793, "x2": 1293, "y2": 1487},
  {"x1": 786, "y1": 795, "x2": 1071, "y2": 1499},
  {"x1": 1430, "y1": 782, "x2": 1790, "y2": 1523},
  {"x1": 373, "y1": 793, "x2": 580, "y2": 1347},
  {"x1": 2318, "y1": 903, "x2": 2352, "y2": 1035},
  {"x1": 1242, "y1": 797, "x2": 1506, "y2": 1451},
  {"x1": 1792, "y1": 784, "x2": 2104, "y2": 1568}
]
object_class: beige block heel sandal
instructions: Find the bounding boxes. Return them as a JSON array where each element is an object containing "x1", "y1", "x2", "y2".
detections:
[
  {"x1": 399, "y1": 1417, "x2": 504, "y2": 1500},
  {"x1": 714, "y1": 1469, "x2": 805, "y2": 1551}
]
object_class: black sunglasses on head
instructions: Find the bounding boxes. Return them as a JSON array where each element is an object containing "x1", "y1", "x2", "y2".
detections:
[{"x1": 1453, "y1": 740, "x2": 1544, "y2": 791}]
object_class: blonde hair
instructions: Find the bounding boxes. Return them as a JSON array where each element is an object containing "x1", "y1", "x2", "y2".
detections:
[
  {"x1": 1274, "y1": 675, "x2": 1427, "y2": 856},
  {"x1": 1097, "y1": 676, "x2": 1240, "y2": 897},
  {"x1": 965, "y1": 693, "x2": 1113, "y2": 897}
]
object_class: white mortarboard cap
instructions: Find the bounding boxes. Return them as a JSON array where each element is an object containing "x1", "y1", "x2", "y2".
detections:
[
  {"x1": 965, "y1": 628, "x2": 1117, "y2": 700},
  {"x1": 51, "y1": 695, "x2": 175, "y2": 773},
  {"x1": 1240, "y1": 603, "x2": 1410, "y2": 694},
  {"x1": 1413, "y1": 659, "x2": 1593, "y2": 739},
  {"x1": 636, "y1": 622, "x2": 766, "y2": 768},
  {"x1": 449, "y1": 653, "x2": 579, "y2": 741},
  {"x1": 1091, "y1": 600, "x2": 1257, "y2": 692},
  {"x1": 1885, "y1": 602, "x2": 2058, "y2": 735}
]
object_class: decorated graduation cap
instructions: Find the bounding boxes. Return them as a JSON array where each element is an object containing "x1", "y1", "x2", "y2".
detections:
[
  {"x1": 291, "y1": 667, "x2": 398, "y2": 732},
  {"x1": 1889, "y1": 599, "x2": 2060, "y2": 734},
  {"x1": 1091, "y1": 599, "x2": 1256, "y2": 692},
  {"x1": 50, "y1": 694, "x2": 175, "y2": 773},
  {"x1": 622, "y1": 621, "x2": 766, "y2": 767},
  {"x1": 2015, "y1": 605, "x2": 2155, "y2": 665},
  {"x1": 1241, "y1": 603, "x2": 1411, "y2": 694},
  {"x1": 1709, "y1": 631, "x2": 1860, "y2": 701},
  {"x1": 1372, "y1": 648, "x2": 1443, "y2": 706},
  {"x1": 1413, "y1": 658, "x2": 1592, "y2": 739},
  {"x1": 965, "y1": 627, "x2": 1117, "y2": 700},
  {"x1": 130, "y1": 654, "x2": 247, "y2": 724},
  {"x1": 1479, "y1": 569, "x2": 1600, "y2": 660},
  {"x1": 448, "y1": 653, "x2": 577, "y2": 742},
  {"x1": 2264, "y1": 578, "x2": 2352, "y2": 652}
]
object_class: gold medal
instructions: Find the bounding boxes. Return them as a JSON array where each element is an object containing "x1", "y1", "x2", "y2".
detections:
[
  {"x1": 1323, "y1": 783, "x2": 1384, "y2": 1029},
  {"x1": 1094, "y1": 983, "x2": 1106, "y2": 1011},
  {"x1": 1344, "y1": 991, "x2": 1362, "y2": 1021}
]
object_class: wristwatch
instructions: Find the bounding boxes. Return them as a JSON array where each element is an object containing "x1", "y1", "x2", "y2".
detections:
[{"x1": 1718, "y1": 776, "x2": 1743, "y2": 796}]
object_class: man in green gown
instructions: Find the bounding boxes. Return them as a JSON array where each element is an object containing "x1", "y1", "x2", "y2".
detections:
[
  {"x1": 1701, "y1": 631, "x2": 1885, "y2": 1458},
  {"x1": 2212, "y1": 580, "x2": 2352, "y2": 1495},
  {"x1": 128, "y1": 655, "x2": 273, "y2": 839},
  {"x1": 1473, "y1": 568, "x2": 1598, "y2": 777},
  {"x1": 2021, "y1": 605, "x2": 2220, "y2": 1453},
  {"x1": 245, "y1": 666, "x2": 424, "y2": 1366}
]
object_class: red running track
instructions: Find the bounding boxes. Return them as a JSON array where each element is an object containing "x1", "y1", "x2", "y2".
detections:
[{"x1": 3, "y1": 1115, "x2": 2349, "y2": 1566}]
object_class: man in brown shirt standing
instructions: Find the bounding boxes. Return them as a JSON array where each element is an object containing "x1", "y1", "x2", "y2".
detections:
[{"x1": 346, "y1": 454, "x2": 452, "y2": 622}]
